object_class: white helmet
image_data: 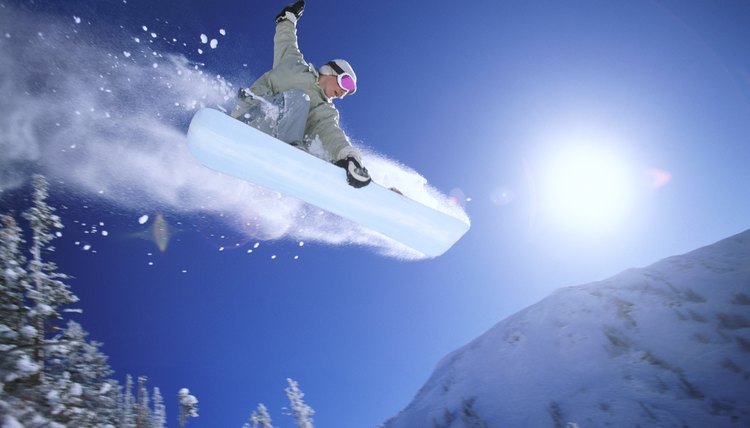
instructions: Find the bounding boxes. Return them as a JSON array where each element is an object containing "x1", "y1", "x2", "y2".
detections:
[{"x1": 319, "y1": 59, "x2": 357, "y2": 95}]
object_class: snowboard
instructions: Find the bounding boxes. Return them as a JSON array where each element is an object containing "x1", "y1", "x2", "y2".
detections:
[{"x1": 186, "y1": 108, "x2": 470, "y2": 257}]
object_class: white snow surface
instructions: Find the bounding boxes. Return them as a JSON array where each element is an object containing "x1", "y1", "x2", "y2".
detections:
[
  {"x1": 0, "y1": 4, "x2": 468, "y2": 259},
  {"x1": 384, "y1": 229, "x2": 750, "y2": 427}
]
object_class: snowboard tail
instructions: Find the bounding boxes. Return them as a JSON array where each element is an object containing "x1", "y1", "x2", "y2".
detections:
[{"x1": 186, "y1": 108, "x2": 469, "y2": 257}]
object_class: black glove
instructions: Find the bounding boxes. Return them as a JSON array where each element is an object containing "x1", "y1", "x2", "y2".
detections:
[
  {"x1": 335, "y1": 156, "x2": 371, "y2": 188},
  {"x1": 276, "y1": 0, "x2": 305, "y2": 24}
]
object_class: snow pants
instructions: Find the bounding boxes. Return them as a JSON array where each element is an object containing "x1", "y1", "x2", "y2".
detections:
[{"x1": 231, "y1": 89, "x2": 311, "y2": 146}]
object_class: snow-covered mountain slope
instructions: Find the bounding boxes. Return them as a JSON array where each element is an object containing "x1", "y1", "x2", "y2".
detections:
[{"x1": 383, "y1": 230, "x2": 750, "y2": 427}]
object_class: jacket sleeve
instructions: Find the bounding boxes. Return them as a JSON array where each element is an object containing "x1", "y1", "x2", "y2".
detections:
[
  {"x1": 307, "y1": 102, "x2": 362, "y2": 163},
  {"x1": 273, "y1": 20, "x2": 304, "y2": 68}
]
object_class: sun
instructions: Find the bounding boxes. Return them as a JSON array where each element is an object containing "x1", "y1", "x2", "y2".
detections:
[{"x1": 539, "y1": 144, "x2": 635, "y2": 234}]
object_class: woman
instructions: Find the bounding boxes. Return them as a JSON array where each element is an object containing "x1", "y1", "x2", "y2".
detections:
[{"x1": 231, "y1": 0, "x2": 371, "y2": 188}]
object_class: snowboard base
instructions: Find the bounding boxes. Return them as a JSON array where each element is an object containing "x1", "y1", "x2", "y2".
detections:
[{"x1": 186, "y1": 108, "x2": 469, "y2": 257}]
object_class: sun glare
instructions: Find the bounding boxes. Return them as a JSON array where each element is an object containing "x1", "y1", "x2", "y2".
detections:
[{"x1": 540, "y1": 145, "x2": 635, "y2": 233}]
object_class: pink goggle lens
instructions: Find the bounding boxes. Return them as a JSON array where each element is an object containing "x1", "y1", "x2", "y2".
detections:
[{"x1": 339, "y1": 74, "x2": 356, "y2": 93}]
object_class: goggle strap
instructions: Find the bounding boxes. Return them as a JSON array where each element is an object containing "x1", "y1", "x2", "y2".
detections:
[{"x1": 326, "y1": 61, "x2": 346, "y2": 76}]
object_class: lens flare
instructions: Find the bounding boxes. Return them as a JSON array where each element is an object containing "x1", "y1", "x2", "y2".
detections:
[
  {"x1": 152, "y1": 213, "x2": 170, "y2": 252},
  {"x1": 647, "y1": 168, "x2": 672, "y2": 189},
  {"x1": 449, "y1": 188, "x2": 469, "y2": 208},
  {"x1": 490, "y1": 186, "x2": 515, "y2": 206}
]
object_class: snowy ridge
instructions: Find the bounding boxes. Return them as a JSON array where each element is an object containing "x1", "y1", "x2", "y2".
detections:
[{"x1": 384, "y1": 229, "x2": 750, "y2": 427}]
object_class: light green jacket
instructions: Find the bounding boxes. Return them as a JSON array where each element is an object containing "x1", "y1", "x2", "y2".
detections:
[{"x1": 234, "y1": 20, "x2": 360, "y2": 163}]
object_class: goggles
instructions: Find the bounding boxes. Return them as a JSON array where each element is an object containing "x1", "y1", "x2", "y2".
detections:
[{"x1": 327, "y1": 61, "x2": 357, "y2": 95}]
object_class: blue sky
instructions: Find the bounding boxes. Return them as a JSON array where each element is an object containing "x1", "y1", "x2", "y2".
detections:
[{"x1": 2, "y1": 0, "x2": 750, "y2": 426}]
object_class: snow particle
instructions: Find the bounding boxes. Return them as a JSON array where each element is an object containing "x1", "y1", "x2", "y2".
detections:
[
  {"x1": 102, "y1": 231, "x2": 109, "y2": 237},
  {"x1": 197, "y1": 48, "x2": 203, "y2": 55},
  {"x1": 73, "y1": 16, "x2": 82, "y2": 24},
  {"x1": 151, "y1": 32, "x2": 157, "y2": 38},
  {"x1": 152, "y1": 63, "x2": 158, "y2": 68},
  {"x1": 200, "y1": 34, "x2": 208, "y2": 44},
  {"x1": 299, "y1": 241, "x2": 305, "y2": 247},
  {"x1": 142, "y1": 25, "x2": 148, "y2": 31},
  {"x1": 4, "y1": 33, "x2": 10, "y2": 39},
  {"x1": 138, "y1": 215, "x2": 149, "y2": 224},
  {"x1": 134, "y1": 37, "x2": 140, "y2": 43},
  {"x1": 210, "y1": 39, "x2": 218, "y2": 49},
  {"x1": 219, "y1": 28, "x2": 226, "y2": 36},
  {"x1": 82, "y1": 244, "x2": 92, "y2": 251}
]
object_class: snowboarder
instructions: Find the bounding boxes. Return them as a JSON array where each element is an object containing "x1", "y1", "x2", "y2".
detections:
[{"x1": 231, "y1": 0, "x2": 371, "y2": 188}]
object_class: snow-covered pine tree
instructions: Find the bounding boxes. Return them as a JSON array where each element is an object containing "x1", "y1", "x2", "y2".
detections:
[
  {"x1": 44, "y1": 320, "x2": 119, "y2": 426},
  {"x1": 0, "y1": 214, "x2": 28, "y2": 345},
  {"x1": 21, "y1": 175, "x2": 78, "y2": 386},
  {"x1": 0, "y1": 214, "x2": 46, "y2": 428},
  {"x1": 136, "y1": 375, "x2": 152, "y2": 428},
  {"x1": 0, "y1": 175, "x2": 87, "y2": 426},
  {"x1": 120, "y1": 374, "x2": 137, "y2": 428},
  {"x1": 117, "y1": 374, "x2": 167, "y2": 428},
  {"x1": 1, "y1": 176, "x2": 173, "y2": 427},
  {"x1": 244, "y1": 403, "x2": 273, "y2": 428},
  {"x1": 0, "y1": 214, "x2": 33, "y2": 383},
  {"x1": 152, "y1": 387, "x2": 166, "y2": 428},
  {"x1": 178, "y1": 388, "x2": 199, "y2": 428},
  {"x1": 285, "y1": 378, "x2": 315, "y2": 428}
]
